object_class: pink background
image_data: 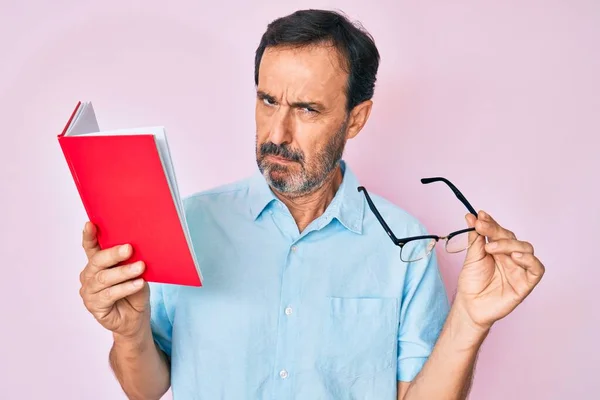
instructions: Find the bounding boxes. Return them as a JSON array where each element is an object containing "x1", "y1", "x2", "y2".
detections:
[{"x1": 1, "y1": 1, "x2": 598, "y2": 399}]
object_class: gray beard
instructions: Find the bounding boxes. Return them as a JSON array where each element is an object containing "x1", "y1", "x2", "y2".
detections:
[{"x1": 256, "y1": 118, "x2": 348, "y2": 198}]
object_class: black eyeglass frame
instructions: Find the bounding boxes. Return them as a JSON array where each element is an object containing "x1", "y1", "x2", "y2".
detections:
[{"x1": 357, "y1": 177, "x2": 479, "y2": 254}]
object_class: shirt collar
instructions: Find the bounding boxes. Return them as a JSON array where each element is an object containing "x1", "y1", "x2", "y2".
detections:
[
  {"x1": 248, "y1": 160, "x2": 364, "y2": 234},
  {"x1": 248, "y1": 166, "x2": 278, "y2": 219}
]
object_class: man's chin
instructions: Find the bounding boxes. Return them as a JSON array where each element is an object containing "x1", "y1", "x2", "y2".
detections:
[
  {"x1": 266, "y1": 167, "x2": 291, "y2": 182},
  {"x1": 260, "y1": 167, "x2": 291, "y2": 189}
]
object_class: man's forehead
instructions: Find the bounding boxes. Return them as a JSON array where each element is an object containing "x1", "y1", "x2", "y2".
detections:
[{"x1": 258, "y1": 45, "x2": 347, "y2": 100}]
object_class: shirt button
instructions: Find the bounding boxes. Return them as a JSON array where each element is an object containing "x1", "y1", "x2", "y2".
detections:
[
  {"x1": 285, "y1": 306, "x2": 293, "y2": 315},
  {"x1": 291, "y1": 245, "x2": 297, "y2": 252},
  {"x1": 279, "y1": 369, "x2": 288, "y2": 379}
]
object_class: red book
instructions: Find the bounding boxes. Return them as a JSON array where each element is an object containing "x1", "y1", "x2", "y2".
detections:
[{"x1": 58, "y1": 101, "x2": 202, "y2": 287}]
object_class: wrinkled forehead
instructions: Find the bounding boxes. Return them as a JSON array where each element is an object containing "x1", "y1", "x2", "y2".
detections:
[{"x1": 257, "y1": 44, "x2": 348, "y2": 104}]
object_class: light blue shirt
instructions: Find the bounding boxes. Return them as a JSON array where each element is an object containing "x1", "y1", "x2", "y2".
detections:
[{"x1": 149, "y1": 160, "x2": 450, "y2": 399}]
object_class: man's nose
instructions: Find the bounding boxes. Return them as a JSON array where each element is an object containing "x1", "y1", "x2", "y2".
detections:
[{"x1": 268, "y1": 107, "x2": 294, "y2": 146}]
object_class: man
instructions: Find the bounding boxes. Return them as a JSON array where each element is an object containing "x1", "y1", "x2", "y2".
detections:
[{"x1": 78, "y1": 9, "x2": 545, "y2": 400}]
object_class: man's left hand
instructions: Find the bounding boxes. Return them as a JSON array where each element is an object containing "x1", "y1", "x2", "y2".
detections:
[{"x1": 455, "y1": 210, "x2": 545, "y2": 332}]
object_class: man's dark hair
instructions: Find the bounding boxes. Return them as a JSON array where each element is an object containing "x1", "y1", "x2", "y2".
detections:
[{"x1": 254, "y1": 9, "x2": 380, "y2": 112}]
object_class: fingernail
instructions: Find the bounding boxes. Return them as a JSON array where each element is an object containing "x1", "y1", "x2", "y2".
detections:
[
  {"x1": 487, "y1": 242, "x2": 498, "y2": 250},
  {"x1": 119, "y1": 244, "x2": 130, "y2": 256},
  {"x1": 131, "y1": 262, "x2": 142, "y2": 273},
  {"x1": 512, "y1": 252, "x2": 523, "y2": 258},
  {"x1": 132, "y1": 278, "x2": 144, "y2": 287}
]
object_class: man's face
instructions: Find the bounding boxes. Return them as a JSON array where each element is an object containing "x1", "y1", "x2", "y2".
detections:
[{"x1": 255, "y1": 44, "x2": 350, "y2": 197}]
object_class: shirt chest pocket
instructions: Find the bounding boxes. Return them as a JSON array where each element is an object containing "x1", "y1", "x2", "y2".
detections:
[{"x1": 316, "y1": 296, "x2": 400, "y2": 380}]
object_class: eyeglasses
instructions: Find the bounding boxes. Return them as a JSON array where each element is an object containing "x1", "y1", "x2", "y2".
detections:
[{"x1": 358, "y1": 177, "x2": 479, "y2": 263}]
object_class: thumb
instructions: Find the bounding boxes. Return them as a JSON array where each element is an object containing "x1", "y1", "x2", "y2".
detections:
[
  {"x1": 82, "y1": 221, "x2": 101, "y2": 259},
  {"x1": 465, "y1": 213, "x2": 477, "y2": 229},
  {"x1": 464, "y1": 213, "x2": 486, "y2": 262}
]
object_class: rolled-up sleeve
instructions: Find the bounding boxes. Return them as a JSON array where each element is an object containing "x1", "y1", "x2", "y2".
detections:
[
  {"x1": 396, "y1": 237, "x2": 450, "y2": 382},
  {"x1": 149, "y1": 282, "x2": 174, "y2": 357}
]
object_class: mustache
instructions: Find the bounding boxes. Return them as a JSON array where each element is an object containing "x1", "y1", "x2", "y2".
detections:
[{"x1": 260, "y1": 142, "x2": 304, "y2": 163}]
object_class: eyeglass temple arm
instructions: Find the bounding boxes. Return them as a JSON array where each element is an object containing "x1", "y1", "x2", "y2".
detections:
[
  {"x1": 420, "y1": 177, "x2": 478, "y2": 216},
  {"x1": 357, "y1": 186, "x2": 400, "y2": 243}
]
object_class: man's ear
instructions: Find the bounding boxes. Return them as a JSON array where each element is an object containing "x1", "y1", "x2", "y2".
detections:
[{"x1": 345, "y1": 100, "x2": 373, "y2": 139}]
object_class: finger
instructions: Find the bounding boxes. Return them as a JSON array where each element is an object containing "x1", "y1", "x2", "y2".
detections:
[
  {"x1": 475, "y1": 210, "x2": 516, "y2": 241},
  {"x1": 511, "y1": 252, "x2": 545, "y2": 280},
  {"x1": 88, "y1": 261, "x2": 146, "y2": 294},
  {"x1": 88, "y1": 243, "x2": 133, "y2": 273},
  {"x1": 93, "y1": 278, "x2": 146, "y2": 310},
  {"x1": 485, "y1": 239, "x2": 534, "y2": 256},
  {"x1": 82, "y1": 222, "x2": 101, "y2": 259}
]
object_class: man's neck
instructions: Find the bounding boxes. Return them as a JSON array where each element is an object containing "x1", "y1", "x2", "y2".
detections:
[{"x1": 274, "y1": 166, "x2": 343, "y2": 233}]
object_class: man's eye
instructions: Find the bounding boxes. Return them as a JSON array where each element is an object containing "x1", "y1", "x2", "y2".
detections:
[
  {"x1": 263, "y1": 98, "x2": 276, "y2": 106},
  {"x1": 302, "y1": 107, "x2": 318, "y2": 114}
]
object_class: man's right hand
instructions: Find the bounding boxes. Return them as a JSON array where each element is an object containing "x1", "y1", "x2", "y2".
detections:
[{"x1": 79, "y1": 221, "x2": 150, "y2": 339}]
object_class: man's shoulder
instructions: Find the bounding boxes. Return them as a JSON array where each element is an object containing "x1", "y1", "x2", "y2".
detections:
[
  {"x1": 182, "y1": 175, "x2": 253, "y2": 211},
  {"x1": 147, "y1": 178, "x2": 256, "y2": 301}
]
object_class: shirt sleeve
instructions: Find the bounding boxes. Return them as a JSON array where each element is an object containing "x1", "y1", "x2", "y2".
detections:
[
  {"x1": 149, "y1": 282, "x2": 174, "y2": 358},
  {"x1": 149, "y1": 194, "x2": 193, "y2": 358},
  {"x1": 396, "y1": 233, "x2": 450, "y2": 382}
]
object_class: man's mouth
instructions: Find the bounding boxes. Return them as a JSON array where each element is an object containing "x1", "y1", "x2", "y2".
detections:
[{"x1": 266, "y1": 154, "x2": 296, "y2": 164}]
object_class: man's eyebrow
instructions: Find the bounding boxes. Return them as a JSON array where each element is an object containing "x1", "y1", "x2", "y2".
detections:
[
  {"x1": 256, "y1": 90, "x2": 325, "y2": 110},
  {"x1": 291, "y1": 100, "x2": 324, "y2": 110},
  {"x1": 256, "y1": 90, "x2": 276, "y2": 102}
]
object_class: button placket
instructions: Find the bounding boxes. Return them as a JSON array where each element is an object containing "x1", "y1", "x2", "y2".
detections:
[{"x1": 272, "y1": 239, "x2": 301, "y2": 397}]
